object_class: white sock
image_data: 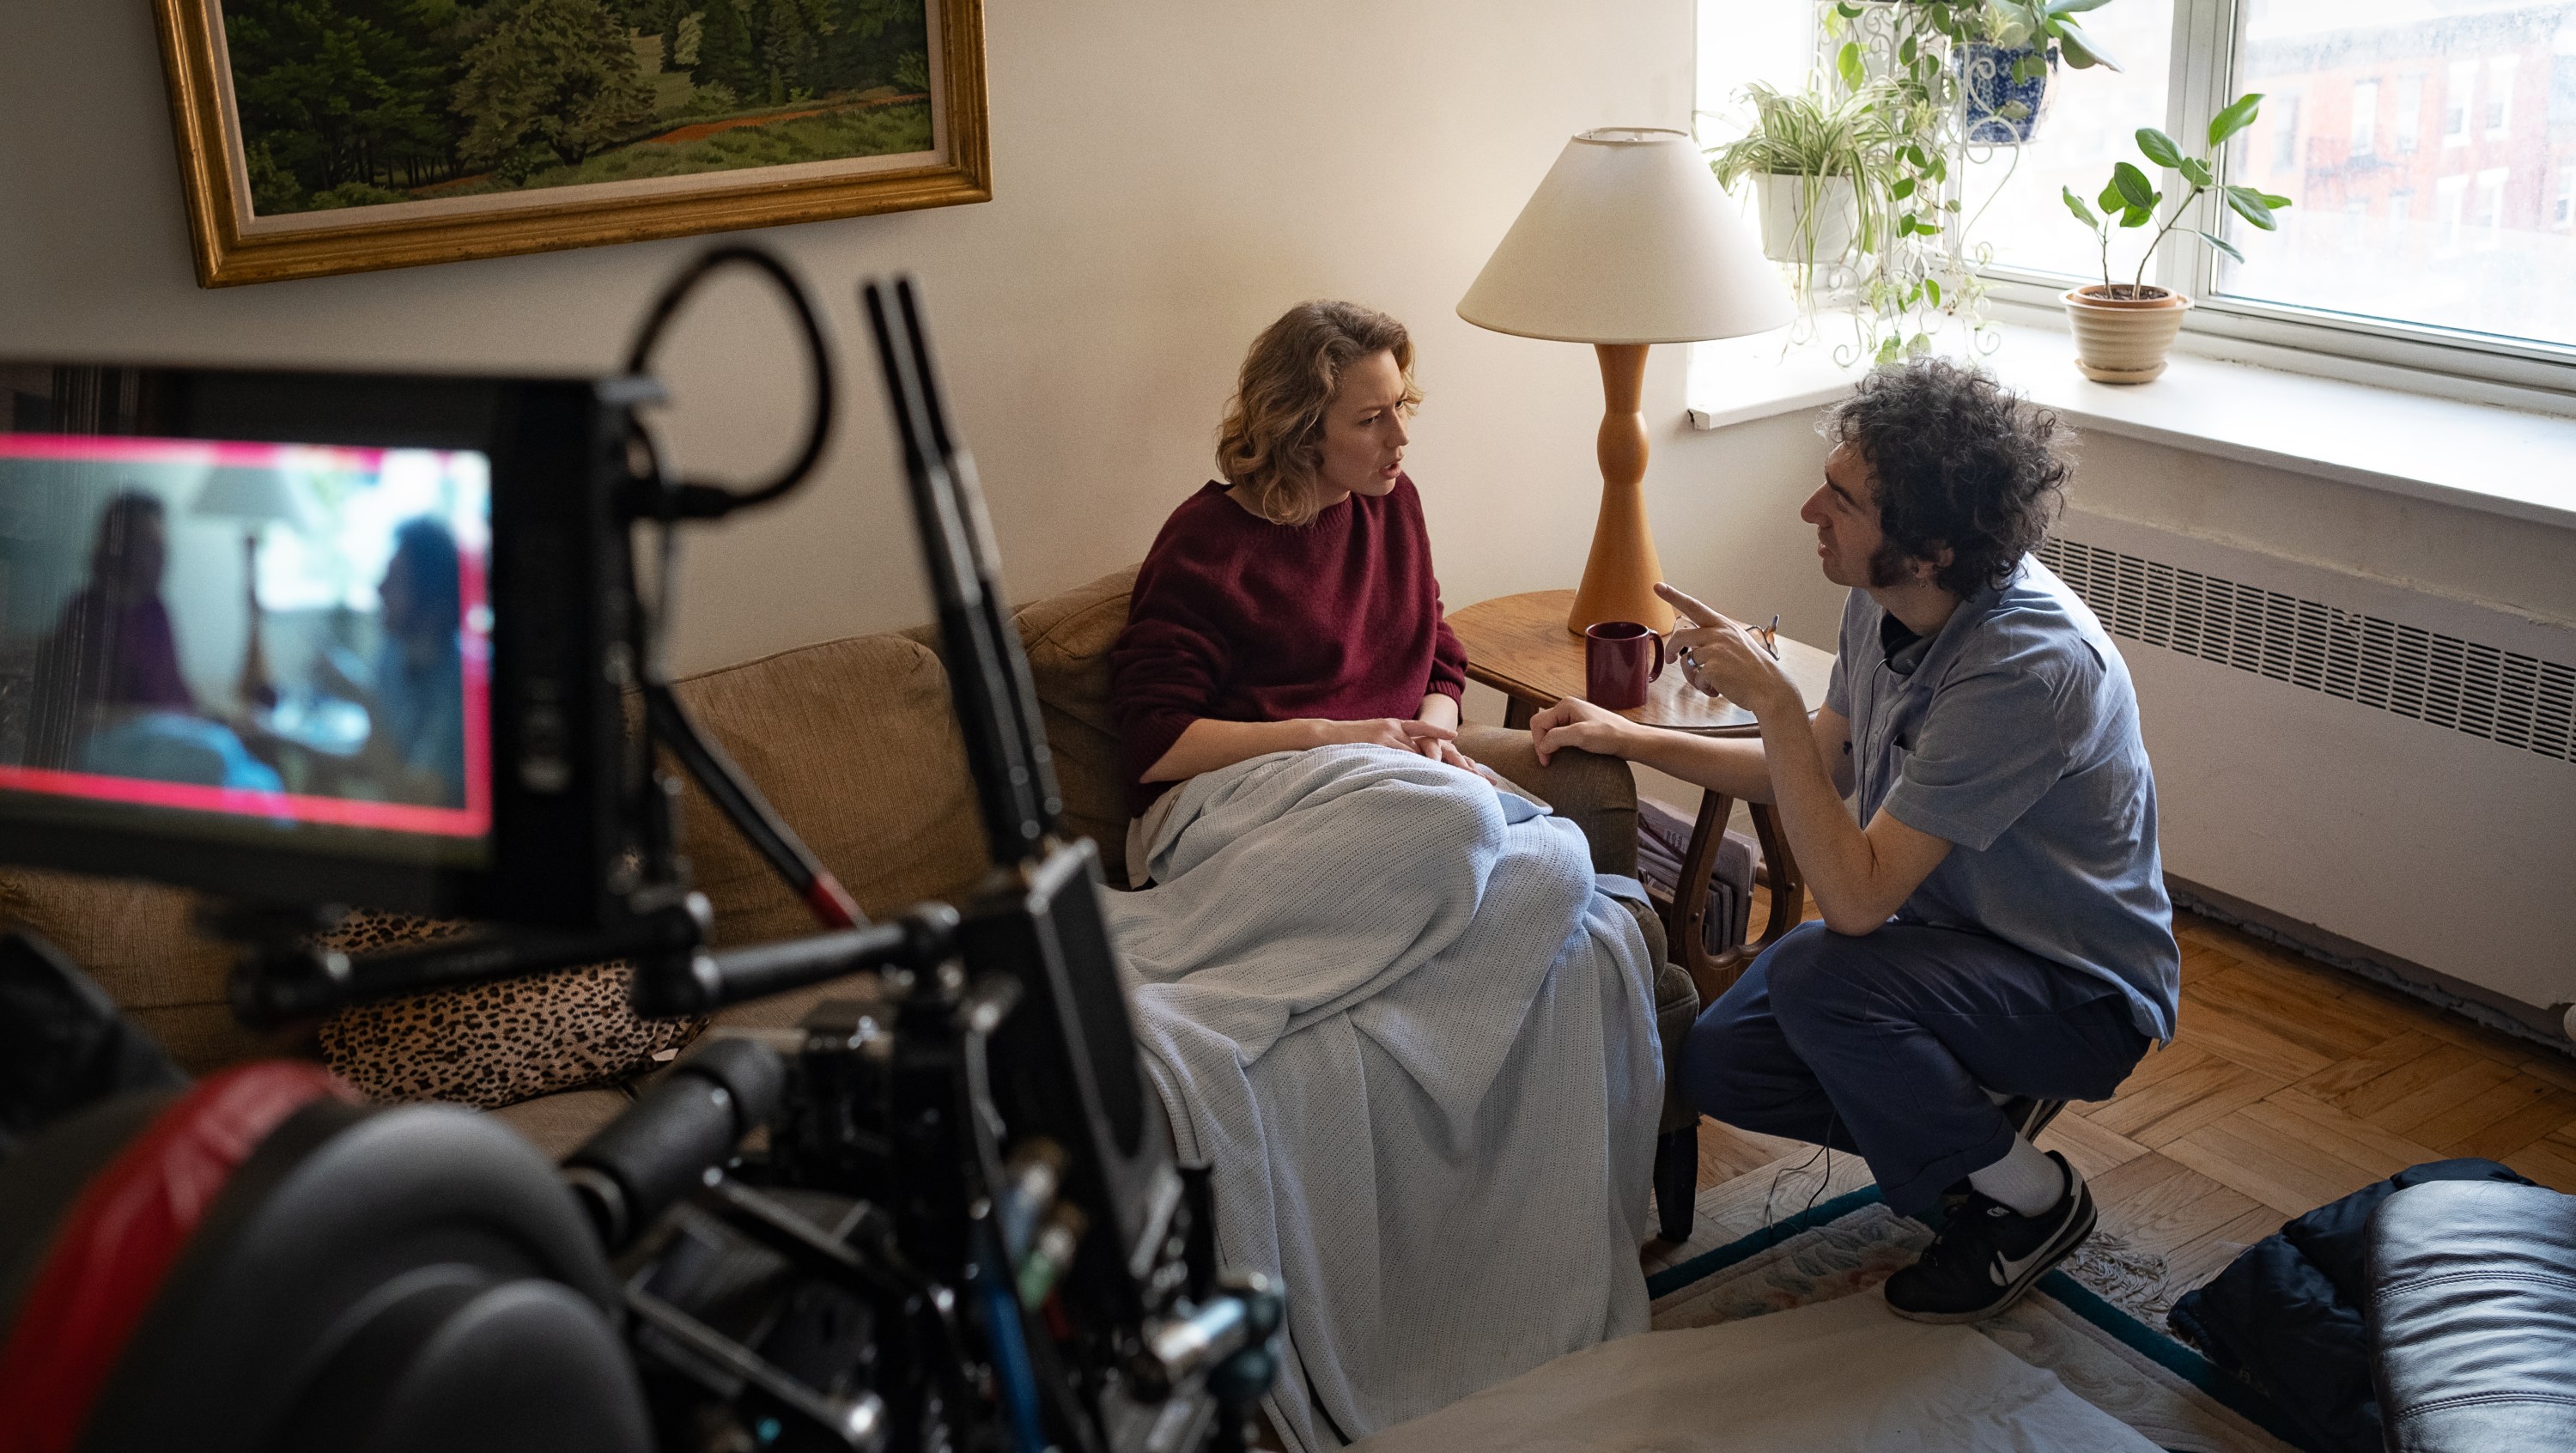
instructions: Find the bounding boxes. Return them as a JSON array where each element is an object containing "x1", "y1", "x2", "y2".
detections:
[{"x1": 1969, "y1": 1134, "x2": 2065, "y2": 1217}]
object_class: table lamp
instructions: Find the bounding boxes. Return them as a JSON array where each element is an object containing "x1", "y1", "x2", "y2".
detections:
[
  {"x1": 192, "y1": 469, "x2": 310, "y2": 710},
  {"x1": 1459, "y1": 127, "x2": 1794, "y2": 635}
]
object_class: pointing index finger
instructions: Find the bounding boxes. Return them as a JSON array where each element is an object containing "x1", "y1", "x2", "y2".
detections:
[{"x1": 1654, "y1": 581, "x2": 1725, "y2": 629}]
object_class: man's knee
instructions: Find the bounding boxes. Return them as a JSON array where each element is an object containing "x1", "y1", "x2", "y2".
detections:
[
  {"x1": 1680, "y1": 998, "x2": 1763, "y2": 1116},
  {"x1": 1758, "y1": 921, "x2": 1857, "y2": 1031},
  {"x1": 1680, "y1": 958, "x2": 1808, "y2": 1122}
]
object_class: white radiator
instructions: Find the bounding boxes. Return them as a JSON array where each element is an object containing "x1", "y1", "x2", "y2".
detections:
[{"x1": 2037, "y1": 509, "x2": 2576, "y2": 1024}]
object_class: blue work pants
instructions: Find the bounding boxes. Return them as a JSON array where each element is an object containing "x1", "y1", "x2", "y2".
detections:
[{"x1": 1681, "y1": 920, "x2": 2151, "y2": 1216}]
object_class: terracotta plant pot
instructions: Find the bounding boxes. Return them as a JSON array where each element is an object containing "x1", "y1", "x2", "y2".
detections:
[{"x1": 2062, "y1": 285, "x2": 2191, "y2": 383}]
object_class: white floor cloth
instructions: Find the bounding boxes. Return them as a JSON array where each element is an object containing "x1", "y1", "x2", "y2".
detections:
[
  {"x1": 1346, "y1": 1293, "x2": 2166, "y2": 1453},
  {"x1": 1104, "y1": 745, "x2": 1662, "y2": 1452}
]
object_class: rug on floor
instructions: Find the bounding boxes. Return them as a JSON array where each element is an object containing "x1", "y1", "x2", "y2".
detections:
[{"x1": 1643, "y1": 1167, "x2": 2308, "y2": 1453}]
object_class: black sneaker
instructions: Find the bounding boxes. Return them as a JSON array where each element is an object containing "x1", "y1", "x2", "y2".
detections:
[{"x1": 1884, "y1": 1152, "x2": 2094, "y2": 1324}]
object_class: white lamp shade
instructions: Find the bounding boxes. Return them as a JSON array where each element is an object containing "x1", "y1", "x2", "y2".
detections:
[
  {"x1": 1458, "y1": 128, "x2": 1795, "y2": 345},
  {"x1": 191, "y1": 469, "x2": 309, "y2": 528}
]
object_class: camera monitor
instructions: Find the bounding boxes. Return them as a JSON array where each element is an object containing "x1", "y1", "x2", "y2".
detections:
[
  {"x1": 0, "y1": 364, "x2": 640, "y2": 927},
  {"x1": 3, "y1": 433, "x2": 493, "y2": 845}
]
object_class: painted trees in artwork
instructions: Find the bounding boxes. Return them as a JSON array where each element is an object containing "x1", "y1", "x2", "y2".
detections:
[
  {"x1": 220, "y1": 0, "x2": 934, "y2": 212},
  {"x1": 224, "y1": 0, "x2": 465, "y2": 203},
  {"x1": 453, "y1": 0, "x2": 657, "y2": 168},
  {"x1": 692, "y1": 0, "x2": 760, "y2": 101}
]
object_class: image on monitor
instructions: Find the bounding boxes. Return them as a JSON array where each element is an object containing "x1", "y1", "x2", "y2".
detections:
[{"x1": 0, "y1": 433, "x2": 492, "y2": 860}]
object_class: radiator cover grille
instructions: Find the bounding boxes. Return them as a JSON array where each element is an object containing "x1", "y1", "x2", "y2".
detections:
[{"x1": 2039, "y1": 537, "x2": 2576, "y2": 765}]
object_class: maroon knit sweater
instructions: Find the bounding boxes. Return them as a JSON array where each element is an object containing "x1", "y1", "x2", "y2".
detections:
[{"x1": 1110, "y1": 476, "x2": 1467, "y2": 816}]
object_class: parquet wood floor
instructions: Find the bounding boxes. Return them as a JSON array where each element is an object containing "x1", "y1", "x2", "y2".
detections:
[{"x1": 1688, "y1": 894, "x2": 2576, "y2": 1285}]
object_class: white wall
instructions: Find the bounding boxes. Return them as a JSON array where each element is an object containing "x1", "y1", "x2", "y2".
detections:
[
  {"x1": 2059, "y1": 430, "x2": 2576, "y2": 629},
  {"x1": 0, "y1": 3, "x2": 1698, "y2": 677}
]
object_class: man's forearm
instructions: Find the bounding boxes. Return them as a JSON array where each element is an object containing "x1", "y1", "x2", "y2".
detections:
[
  {"x1": 1140, "y1": 718, "x2": 1321, "y2": 782},
  {"x1": 1757, "y1": 709, "x2": 1905, "y2": 933},
  {"x1": 1609, "y1": 725, "x2": 1775, "y2": 803}
]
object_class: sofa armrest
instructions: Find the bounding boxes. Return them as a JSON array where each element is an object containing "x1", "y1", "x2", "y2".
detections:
[
  {"x1": 2367, "y1": 1178, "x2": 2576, "y2": 1453},
  {"x1": 1455, "y1": 726, "x2": 1639, "y2": 879},
  {"x1": 1456, "y1": 725, "x2": 1697, "y2": 1137}
]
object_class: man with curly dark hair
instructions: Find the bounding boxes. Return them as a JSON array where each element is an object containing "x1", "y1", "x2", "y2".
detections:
[{"x1": 1531, "y1": 359, "x2": 2178, "y2": 1324}]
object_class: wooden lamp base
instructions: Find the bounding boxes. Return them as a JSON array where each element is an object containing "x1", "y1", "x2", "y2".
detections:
[{"x1": 1564, "y1": 342, "x2": 1672, "y2": 636}]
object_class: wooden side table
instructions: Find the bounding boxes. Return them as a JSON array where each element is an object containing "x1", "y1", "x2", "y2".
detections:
[{"x1": 1449, "y1": 590, "x2": 1838, "y2": 1006}]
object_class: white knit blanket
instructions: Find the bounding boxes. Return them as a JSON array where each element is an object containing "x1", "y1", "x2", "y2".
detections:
[{"x1": 1104, "y1": 745, "x2": 1662, "y2": 1452}]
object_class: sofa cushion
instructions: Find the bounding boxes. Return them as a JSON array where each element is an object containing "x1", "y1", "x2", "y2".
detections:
[
  {"x1": 1012, "y1": 566, "x2": 1140, "y2": 887},
  {"x1": 0, "y1": 872, "x2": 286, "y2": 1075},
  {"x1": 669, "y1": 632, "x2": 987, "y2": 939},
  {"x1": 665, "y1": 632, "x2": 987, "y2": 1030}
]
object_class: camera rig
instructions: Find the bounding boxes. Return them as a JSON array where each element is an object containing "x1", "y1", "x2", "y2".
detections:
[{"x1": 3, "y1": 251, "x2": 1278, "y2": 1453}]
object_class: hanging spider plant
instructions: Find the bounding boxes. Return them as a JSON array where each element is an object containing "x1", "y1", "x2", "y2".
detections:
[{"x1": 1705, "y1": 81, "x2": 1899, "y2": 305}]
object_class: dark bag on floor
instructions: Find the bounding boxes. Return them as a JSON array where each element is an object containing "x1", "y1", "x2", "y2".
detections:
[
  {"x1": 2168, "y1": 1156, "x2": 2537, "y2": 1453},
  {"x1": 1635, "y1": 798, "x2": 1757, "y2": 960}
]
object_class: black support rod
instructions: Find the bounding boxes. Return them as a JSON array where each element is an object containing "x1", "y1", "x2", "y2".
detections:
[{"x1": 861, "y1": 279, "x2": 1054, "y2": 866}]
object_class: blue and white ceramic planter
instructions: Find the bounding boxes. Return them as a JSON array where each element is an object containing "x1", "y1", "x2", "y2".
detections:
[{"x1": 1958, "y1": 43, "x2": 2056, "y2": 146}]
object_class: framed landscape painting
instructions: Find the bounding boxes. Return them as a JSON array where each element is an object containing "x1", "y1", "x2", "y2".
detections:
[{"x1": 150, "y1": 1, "x2": 989, "y2": 287}]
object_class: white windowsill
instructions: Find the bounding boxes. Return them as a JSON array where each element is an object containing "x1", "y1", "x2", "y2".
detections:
[{"x1": 1686, "y1": 318, "x2": 2576, "y2": 533}]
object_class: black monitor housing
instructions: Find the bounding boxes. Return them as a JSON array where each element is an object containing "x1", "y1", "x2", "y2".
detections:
[{"x1": 0, "y1": 362, "x2": 645, "y2": 929}]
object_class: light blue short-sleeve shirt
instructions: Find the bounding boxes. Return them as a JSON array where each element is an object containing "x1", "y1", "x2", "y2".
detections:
[{"x1": 1824, "y1": 558, "x2": 2179, "y2": 1041}]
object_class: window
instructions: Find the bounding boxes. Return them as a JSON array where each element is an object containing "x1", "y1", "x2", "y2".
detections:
[
  {"x1": 1959, "y1": 0, "x2": 2179, "y2": 281},
  {"x1": 1693, "y1": 0, "x2": 2576, "y2": 386},
  {"x1": 2474, "y1": 167, "x2": 2509, "y2": 248},
  {"x1": 2270, "y1": 91, "x2": 2302, "y2": 169},
  {"x1": 2218, "y1": 3, "x2": 2576, "y2": 353},
  {"x1": 2436, "y1": 173, "x2": 2470, "y2": 252}
]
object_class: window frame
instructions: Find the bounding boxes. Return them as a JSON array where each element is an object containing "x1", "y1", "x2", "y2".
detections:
[{"x1": 1964, "y1": 0, "x2": 2576, "y2": 401}]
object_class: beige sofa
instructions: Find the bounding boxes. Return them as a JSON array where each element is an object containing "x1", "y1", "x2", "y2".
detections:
[{"x1": 0, "y1": 567, "x2": 1698, "y2": 1171}]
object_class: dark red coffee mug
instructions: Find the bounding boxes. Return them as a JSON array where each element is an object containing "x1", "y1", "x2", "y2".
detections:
[{"x1": 1583, "y1": 620, "x2": 1665, "y2": 710}]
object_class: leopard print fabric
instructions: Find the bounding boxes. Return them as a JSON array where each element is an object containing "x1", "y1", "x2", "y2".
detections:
[{"x1": 313, "y1": 909, "x2": 706, "y2": 1109}]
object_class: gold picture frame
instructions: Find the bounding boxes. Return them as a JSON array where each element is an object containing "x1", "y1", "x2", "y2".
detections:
[{"x1": 151, "y1": 1, "x2": 990, "y2": 288}]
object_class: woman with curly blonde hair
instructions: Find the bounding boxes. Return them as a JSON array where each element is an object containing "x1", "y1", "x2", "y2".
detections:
[{"x1": 1109, "y1": 301, "x2": 1476, "y2": 874}]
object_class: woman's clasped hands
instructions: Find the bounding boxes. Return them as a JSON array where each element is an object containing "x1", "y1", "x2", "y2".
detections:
[{"x1": 1315, "y1": 716, "x2": 1484, "y2": 775}]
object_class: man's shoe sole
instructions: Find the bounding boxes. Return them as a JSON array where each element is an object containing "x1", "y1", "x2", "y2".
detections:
[{"x1": 1884, "y1": 1195, "x2": 2099, "y2": 1326}]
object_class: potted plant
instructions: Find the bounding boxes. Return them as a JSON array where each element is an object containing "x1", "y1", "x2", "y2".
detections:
[
  {"x1": 2058, "y1": 93, "x2": 2292, "y2": 381},
  {"x1": 1959, "y1": 1, "x2": 2120, "y2": 145},
  {"x1": 1819, "y1": 3, "x2": 1978, "y2": 362},
  {"x1": 1968, "y1": 2, "x2": 2112, "y2": 144},
  {"x1": 1706, "y1": 82, "x2": 1893, "y2": 301},
  {"x1": 1803, "y1": 0, "x2": 2125, "y2": 362}
]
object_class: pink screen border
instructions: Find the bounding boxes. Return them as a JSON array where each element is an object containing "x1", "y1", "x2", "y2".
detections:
[{"x1": 0, "y1": 433, "x2": 494, "y2": 841}]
